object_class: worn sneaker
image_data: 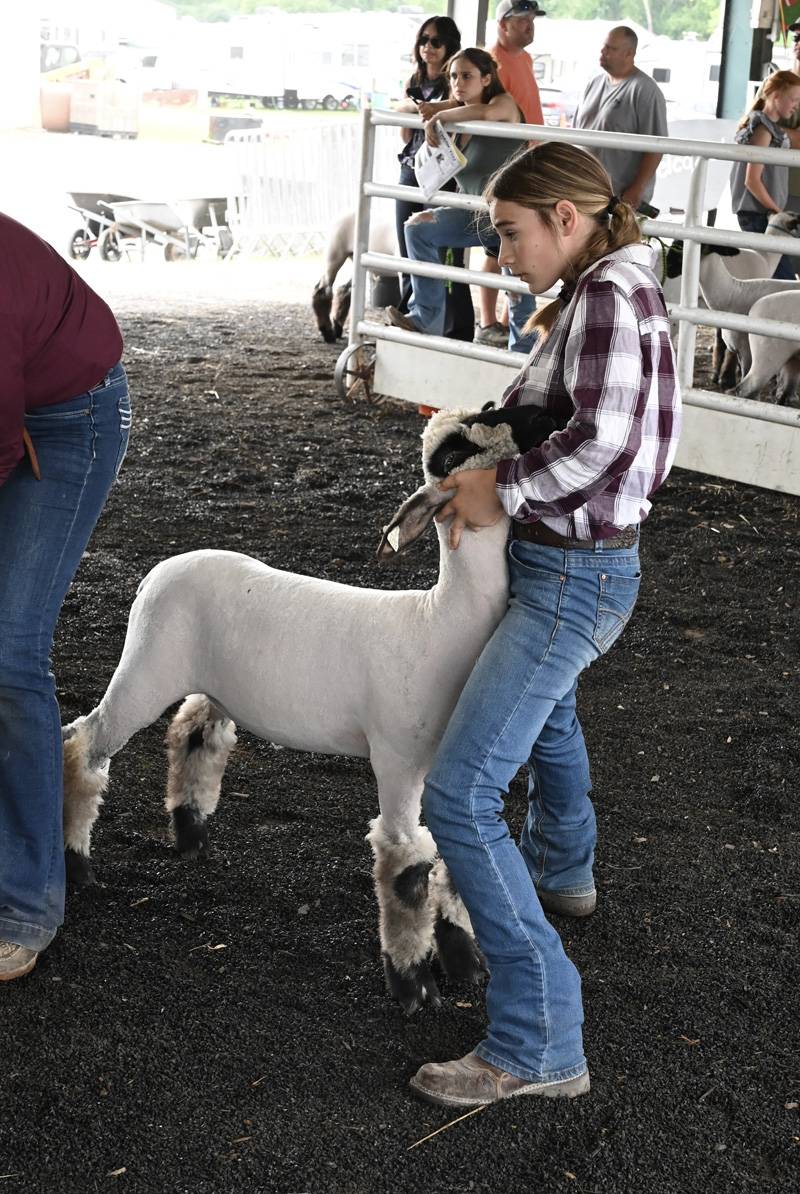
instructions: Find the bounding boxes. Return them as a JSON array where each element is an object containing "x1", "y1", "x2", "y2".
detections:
[
  {"x1": 0, "y1": 941, "x2": 38, "y2": 981},
  {"x1": 537, "y1": 887, "x2": 597, "y2": 918},
  {"x1": 474, "y1": 321, "x2": 509, "y2": 348},
  {"x1": 410, "y1": 1050, "x2": 590, "y2": 1108},
  {"x1": 385, "y1": 306, "x2": 423, "y2": 334}
]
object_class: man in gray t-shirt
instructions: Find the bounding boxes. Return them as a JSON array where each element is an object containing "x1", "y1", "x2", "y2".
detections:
[{"x1": 574, "y1": 25, "x2": 668, "y2": 208}]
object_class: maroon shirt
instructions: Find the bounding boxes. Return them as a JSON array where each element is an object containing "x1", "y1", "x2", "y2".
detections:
[{"x1": 0, "y1": 212, "x2": 124, "y2": 486}]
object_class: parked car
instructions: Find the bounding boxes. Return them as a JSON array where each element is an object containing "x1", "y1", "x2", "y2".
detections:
[{"x1": 539, "y1": 86, "x2": 578, "y2": 127}]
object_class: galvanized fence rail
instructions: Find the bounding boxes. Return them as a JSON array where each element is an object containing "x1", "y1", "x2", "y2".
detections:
[{"x1": 338, "y1": 109, "x2": 800, "y2": 495}]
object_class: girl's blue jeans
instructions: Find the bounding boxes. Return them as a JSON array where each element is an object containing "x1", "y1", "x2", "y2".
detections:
[
  {"x1": 404, "y1": 203, "x2": 536, "y2": 351},
  {"x1": 0, "y1": 363, "x2": 131, "y2": 951},
  {"x1": 422, "y1": 534, "x2": 641, "y2": 1082}
]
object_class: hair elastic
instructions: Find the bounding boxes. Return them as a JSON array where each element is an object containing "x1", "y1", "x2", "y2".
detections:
[{"x1": 606, "y1": 195, "x2": 621, "y2": 216}]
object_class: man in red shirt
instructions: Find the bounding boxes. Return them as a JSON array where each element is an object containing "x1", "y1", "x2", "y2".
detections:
[
  {"x1": 477, "y1": 0, "x2": 546, "y2": 348},
  {"x1": 0, "y1": 212, "x2": 131, "y2": 982}
]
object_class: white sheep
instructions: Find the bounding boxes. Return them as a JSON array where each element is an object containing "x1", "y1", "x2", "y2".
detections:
[
  {"x1": 697, "y1": 248, "x2": 800, "y2": 380},
  {"x1": 733, "y1": 289, "x2": 800, "y2": 404},
  {"x1": 660, "y1": 212, "x2": 800, "y2": 385},
  {"x1": 312, "y1": 212, "x2": 398, "y2": 343},
  {"x1": 61, "y1": 412, "x2": 529, "y2": 1014}
]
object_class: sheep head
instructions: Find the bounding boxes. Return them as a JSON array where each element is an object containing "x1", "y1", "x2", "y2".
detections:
[
  {"x1": 377, "y1": 404, "x2": 562, "y2": 559},
  {"x1": 422, "y1": 404, "x2": 562, "y2": 482},
  {"x1": 767, "y1": 211, "x2": 800, "y2": 238}
]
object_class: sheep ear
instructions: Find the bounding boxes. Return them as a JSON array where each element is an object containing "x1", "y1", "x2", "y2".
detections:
[{"x1": 377, "y1": 483, "x2": 451, "y2": 560}]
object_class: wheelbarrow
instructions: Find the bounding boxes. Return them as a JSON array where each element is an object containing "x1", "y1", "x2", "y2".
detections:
[
  {"x1": 96, "y1": 198, "x2": 232, "y2": 262},
  {"x1": 65, "y1": 192, "x2": 137, "y2": 261}
]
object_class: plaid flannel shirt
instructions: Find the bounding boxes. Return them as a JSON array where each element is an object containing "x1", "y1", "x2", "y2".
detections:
[{"x1": 496, "y1": 242, "x2": 681, "y2": 540}]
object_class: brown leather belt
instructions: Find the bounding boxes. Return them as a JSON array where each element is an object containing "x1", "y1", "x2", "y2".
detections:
[{"x1": 512, "y1": 521, "x2": 638, "y2": 550}]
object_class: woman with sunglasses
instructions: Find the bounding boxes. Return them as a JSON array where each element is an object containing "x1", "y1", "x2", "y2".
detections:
[{"x1": 394, "y1": 16, "x2": 464, "y2": 321}]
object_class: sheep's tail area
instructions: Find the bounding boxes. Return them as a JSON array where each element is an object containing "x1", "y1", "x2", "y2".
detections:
[{"x1": 165, "y1": 695, "x2": 238, "y2": 857}]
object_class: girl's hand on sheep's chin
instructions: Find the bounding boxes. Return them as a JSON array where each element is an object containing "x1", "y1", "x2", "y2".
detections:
[{"x1": 435, "y1": 468, "x2": 504, "y2": 550}]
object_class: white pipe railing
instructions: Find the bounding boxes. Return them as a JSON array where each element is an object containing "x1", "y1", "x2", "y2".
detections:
[{"x1": 347, "y1": 108, "x2": 800, "y2": 430}]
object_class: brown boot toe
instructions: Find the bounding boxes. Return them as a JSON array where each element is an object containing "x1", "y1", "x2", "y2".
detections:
[{"x1": 409, "y1": 1051, "x2": 590, "y2": 1108}]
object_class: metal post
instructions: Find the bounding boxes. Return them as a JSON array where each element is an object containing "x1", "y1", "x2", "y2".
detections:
[
  {"x1": 675, "y1": 156, "x2": 709, "y2": 393},
  {"x1": 348, "y1": 107, "x2": 375, "y2": 349},
  {"x1": 717, "y1": 0, "x2": 757, "y2": 118}
]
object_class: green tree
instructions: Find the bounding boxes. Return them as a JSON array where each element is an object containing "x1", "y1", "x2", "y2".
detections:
[
  {"x1": 165, "y1": 1, "x2": 441, "y2": 20},
  {"x1": 509, "y1": 1, "x2": 721, "y2": 40},
  {"x1": 165, "y1": 1, "x2": 722, "y2": 38}
]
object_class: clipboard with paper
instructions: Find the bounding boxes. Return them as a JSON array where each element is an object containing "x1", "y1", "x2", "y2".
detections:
[{"x1": 413, "y1": 126, "x2": 467, "y2": 201}]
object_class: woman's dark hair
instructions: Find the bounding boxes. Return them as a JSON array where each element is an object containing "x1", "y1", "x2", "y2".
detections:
[
  {"x1": 410, "y1": 15, "x2": 461, "y2": 87},
  {"x1": 446, "y1": 47, "x2": 506, "y2": 105}
]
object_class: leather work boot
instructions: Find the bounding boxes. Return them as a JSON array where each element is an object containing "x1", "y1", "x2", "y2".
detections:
[
  {"x1": 474, "y1": 321, "x2": 509, "y2": 348},
  {"x1": 384, "y1": 306, "x2": 423, "y2": 334},
  {"x1": 537, "y1": 887, "x2": 597, "y2": 918},
  {"x1": 0, "y1": 941, "x2": 38, "y2": 981},
  {"x1": 409, "y1": 1051, "x2": 590, "y2": 1108}
]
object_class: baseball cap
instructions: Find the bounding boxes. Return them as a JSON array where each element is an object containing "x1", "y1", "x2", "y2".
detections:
[{"x1": 497, "y1": 1, "x2": 547, "y2": 20}]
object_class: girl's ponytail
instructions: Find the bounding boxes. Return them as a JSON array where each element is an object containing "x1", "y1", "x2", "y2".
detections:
[{"x1": 485, "y1": 144, "x2": 643, "y2": 340}]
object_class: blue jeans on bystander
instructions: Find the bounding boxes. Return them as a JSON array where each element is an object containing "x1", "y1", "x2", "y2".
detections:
[
  {"x1": 0, "y1": 362, "x2": 131, "y2": 952},
  {"x1": 422, "y1": 534, "x2": 641, "y2": 1082},
  {"x1": 403, "y1": 204, "x2": 536, "y2": 352}
]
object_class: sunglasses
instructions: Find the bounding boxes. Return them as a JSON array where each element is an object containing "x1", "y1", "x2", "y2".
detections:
[{"x1": 419, "y1": 35, "x2": 444, "y2": 49}]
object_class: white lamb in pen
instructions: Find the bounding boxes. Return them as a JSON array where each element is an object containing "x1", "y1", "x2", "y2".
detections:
[{"x1": 62, "y1": 404, "x2": 558, "y2": 1013}]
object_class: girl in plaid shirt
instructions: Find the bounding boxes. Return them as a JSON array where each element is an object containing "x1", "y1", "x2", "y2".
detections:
[{"x1": 409, "y1": 143, "x2": 680, "y2": 1107}]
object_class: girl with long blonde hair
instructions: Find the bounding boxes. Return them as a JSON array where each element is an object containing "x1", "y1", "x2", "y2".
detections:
[
  {"x1": 730, "y1": 69, "x2": 800, "y2": 278},
  {"x1": 408, "y1": 142, "x2": 681, "y2": 1108}
]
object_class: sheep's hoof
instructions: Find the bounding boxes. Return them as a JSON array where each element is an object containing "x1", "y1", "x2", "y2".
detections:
[
  {"x1": 434, "y1": 916, "x2": 487, "y2": 985},
  {"x1": 172, "y1": 805, "x2": 209, "y2": 858},
  {"x1": 382, "y1": 952, "x2": 441, "y2": 1015},
  {"x1": 65, "y1": 848, "x2": 96, "y2": 887}
]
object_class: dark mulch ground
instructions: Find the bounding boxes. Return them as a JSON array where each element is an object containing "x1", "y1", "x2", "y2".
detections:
[{"x1": 3, "y1": 304, "x2": 799, "y2": 1193}]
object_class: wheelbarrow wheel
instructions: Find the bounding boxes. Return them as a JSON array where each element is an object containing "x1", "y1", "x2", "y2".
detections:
[
  {"x1": 334, "y1": 341, "x2": 376, "y2": 402},
  {"x1": 163, "y1": 240, "x2": 198, "y2": 262},
  {"x1": 68, "y1": 228, "x2": 92, "y2": 260},
  {"x1": 98, "y1": 228, "x2": 123, "y2": 263}
]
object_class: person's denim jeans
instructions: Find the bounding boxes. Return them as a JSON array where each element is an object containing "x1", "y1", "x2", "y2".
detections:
[
  {"x1": 422, "y1": 535, "x2": 641, "y2": 1081},
  {"x1": 736, "y1": 210, "x2": 797, "y2": 279},
  {"x1": 404, "y1": 204, "x2": 536, "y2": 351},
  {"x1": 0, "y1": 362, "x2": 131, "y2": 952}
]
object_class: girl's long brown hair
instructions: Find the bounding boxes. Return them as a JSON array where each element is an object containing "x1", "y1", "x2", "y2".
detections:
[
  {"x1": 446, "y1": 47, "x2": 506, "y2": 104},
  {"x1": 485, "y1": 142, "x2": 642, "y2": 337}
]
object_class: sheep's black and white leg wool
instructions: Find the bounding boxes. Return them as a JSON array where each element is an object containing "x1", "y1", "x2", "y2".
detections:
[
  {"x1": 367, "y1": 817, "x2": 441, "y2": 1014},
  {"x1": 165, "y1": 695, "x2": 237, "y2": 858},
  {"x1": 62, "y1": 718, "x2": 110, "y2": 885},
  {"x1": 429, "y1": 858, "x2": 487, "y2": 984}
]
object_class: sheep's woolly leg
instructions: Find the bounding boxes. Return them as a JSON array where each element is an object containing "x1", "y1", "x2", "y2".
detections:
[
  {"x1": 165, "y1": 695, "x2": 237, "y2": 858},
  {"x1": 366, "y1": 816, "x2": 441, "y2": 1015},
  {"x1": 429, "y1": 858, "x2": 487, "y2": 985},
  {"x1": 62, "y1": 718, "x2": 110, "y2": 886}
]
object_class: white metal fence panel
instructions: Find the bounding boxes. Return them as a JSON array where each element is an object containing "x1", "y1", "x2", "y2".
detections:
[
  {"x1": 223, "y1": 121, "x2": 398, "y2": 256},
  {"x1": 343, "y1": 109, "x2": 800, "y2": 496}
]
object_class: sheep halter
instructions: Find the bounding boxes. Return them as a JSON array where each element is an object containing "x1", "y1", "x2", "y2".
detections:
[{"x1": 421, "y1": 409, "x2": 519, "y2": 485}]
